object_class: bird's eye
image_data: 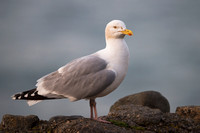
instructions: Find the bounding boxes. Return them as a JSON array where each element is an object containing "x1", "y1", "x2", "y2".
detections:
[{"x1": 113, "y1": 26, "x2": 117, "y2": 29}]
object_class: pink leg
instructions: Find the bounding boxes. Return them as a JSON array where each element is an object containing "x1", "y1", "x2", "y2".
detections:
[
  {"x1": 89, "y1": 99, "x2": 111, "y2": 123},
  {"x1": 93, "y1": 100, "x2": 98, "y2": 119},
  {"x1": 89, "y1": 99, "x2": 94, "y2": 119}
]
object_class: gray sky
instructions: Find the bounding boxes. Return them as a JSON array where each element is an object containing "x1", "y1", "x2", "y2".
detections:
[{"x1": 1, "y1": 0, "x2": 200, "y2": 120}]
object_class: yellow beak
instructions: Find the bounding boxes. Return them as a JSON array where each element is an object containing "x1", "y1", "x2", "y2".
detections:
[{"x1": 121, "y1": 29, "x2": 133, "y2": 36}]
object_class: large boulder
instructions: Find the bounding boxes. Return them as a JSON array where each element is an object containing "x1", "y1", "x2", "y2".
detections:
[{"x1": 110, "y1": 91, "x2": 170, "y2": 113}]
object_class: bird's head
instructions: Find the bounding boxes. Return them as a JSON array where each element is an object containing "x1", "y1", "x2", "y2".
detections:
[{"x1": 105, "y1": 20, "x2": 133, "y2": 39}]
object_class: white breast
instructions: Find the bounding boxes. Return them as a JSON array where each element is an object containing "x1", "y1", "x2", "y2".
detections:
[{"x1": 94, "y1": 38, "x2": 130, "y2": 97}]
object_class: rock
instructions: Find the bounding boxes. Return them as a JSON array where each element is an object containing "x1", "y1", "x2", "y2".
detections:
[
  {"x1": 52, "y1": 118, "x2": 133, "y2": 133},
  {"x1": 1, "y1": 95, "x2": 200, "y2": 132},
  {"x1": 110, "y1": 91, "x2": 170, "y2": 113},
  {"x1": 176, "y1": 106, "x2": 200, "y2": 123},
  {"x1": 0, "y1": 114, "x2": 39, "y2": 132},
  {"x1": 0, "y1": 114, "x2": 135, "y2": 133},
  {"x1": 49, "y1": 115, "x2": 84, "y2": 123},
  {"x1": 107, "y1": 104, "x2": 199, "y2": 132},
  {"x1": 109, "y1": 105, "x2": 163, "y2": 126},
  {"x1": 1, "y1": 106, "x2": 200, "y2": 133}
]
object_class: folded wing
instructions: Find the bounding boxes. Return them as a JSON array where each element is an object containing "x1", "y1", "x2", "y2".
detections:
[{"x1": 36, "y1": 55, "x2": 116, "y2": 101}]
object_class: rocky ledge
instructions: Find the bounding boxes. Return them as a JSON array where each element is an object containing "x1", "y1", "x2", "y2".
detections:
[{"x1": 1, "y1": 91, "x2": 200, "y2": 133}]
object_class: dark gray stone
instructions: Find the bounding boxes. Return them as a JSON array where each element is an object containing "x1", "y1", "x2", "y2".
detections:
[{"x1": 110, "y1": 91, "x2": 170, "y2": 113}]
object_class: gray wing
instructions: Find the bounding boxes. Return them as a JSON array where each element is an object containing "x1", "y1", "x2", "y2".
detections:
[{"x1": 36, "y1": 55, "x2": 116, "y2": 101}]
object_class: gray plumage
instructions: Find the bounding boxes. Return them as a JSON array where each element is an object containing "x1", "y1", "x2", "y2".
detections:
[{"x1": 36, "y1": 55, "x2": 116, "y2": 101}]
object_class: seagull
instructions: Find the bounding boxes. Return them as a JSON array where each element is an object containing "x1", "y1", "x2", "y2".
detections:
[{"x1": 12, "y1": 20, "x2": 133, "y2": 121}]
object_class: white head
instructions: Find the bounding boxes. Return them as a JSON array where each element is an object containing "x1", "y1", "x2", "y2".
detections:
[{"x1": 105, "y1": 20, "x2": 133, "y2": 39}]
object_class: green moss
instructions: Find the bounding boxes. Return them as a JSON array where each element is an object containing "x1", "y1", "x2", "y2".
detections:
[
  {"x1": 109, "y1": 119, "x2": 130, "y2": 128},
  {"x1": 131, "y1": 126, "x2": 145, "y2": 130},
  {"x1": 108, "y1": 119, "x2": 145, "y2": 130}
]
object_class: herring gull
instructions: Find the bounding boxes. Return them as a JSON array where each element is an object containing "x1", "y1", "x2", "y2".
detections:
[{"x1": 12, "y1": 20, "x2": 133, "y2": 121}]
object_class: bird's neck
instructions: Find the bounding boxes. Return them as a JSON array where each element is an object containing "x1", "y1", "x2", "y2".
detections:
[
  {"x1": 105, "y1": 38, "x2": 130, "y2": 59},
  {"x1": 97, "y1": 38, "x2": 130, "y2": 72}
]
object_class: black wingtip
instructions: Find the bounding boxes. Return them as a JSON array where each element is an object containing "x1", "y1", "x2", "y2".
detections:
[
  {"x1": 12, "y1": 88, "x2": 36, "y2": 100},
  {"x1": 11, "y1": 88, "x2": 55, "y2": 100}
]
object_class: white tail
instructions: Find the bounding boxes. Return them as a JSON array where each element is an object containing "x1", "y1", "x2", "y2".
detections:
[{"x1": 27, "y1": 100, "x2": 42, "y2": 106}]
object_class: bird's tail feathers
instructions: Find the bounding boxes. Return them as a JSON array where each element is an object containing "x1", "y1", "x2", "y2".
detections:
[
  {"x1": 11, "y1": 88, "x2": 55, "y2": 106},
  {"x1": 27, "y1": 100, "x2": 42, "y2": 106}
]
